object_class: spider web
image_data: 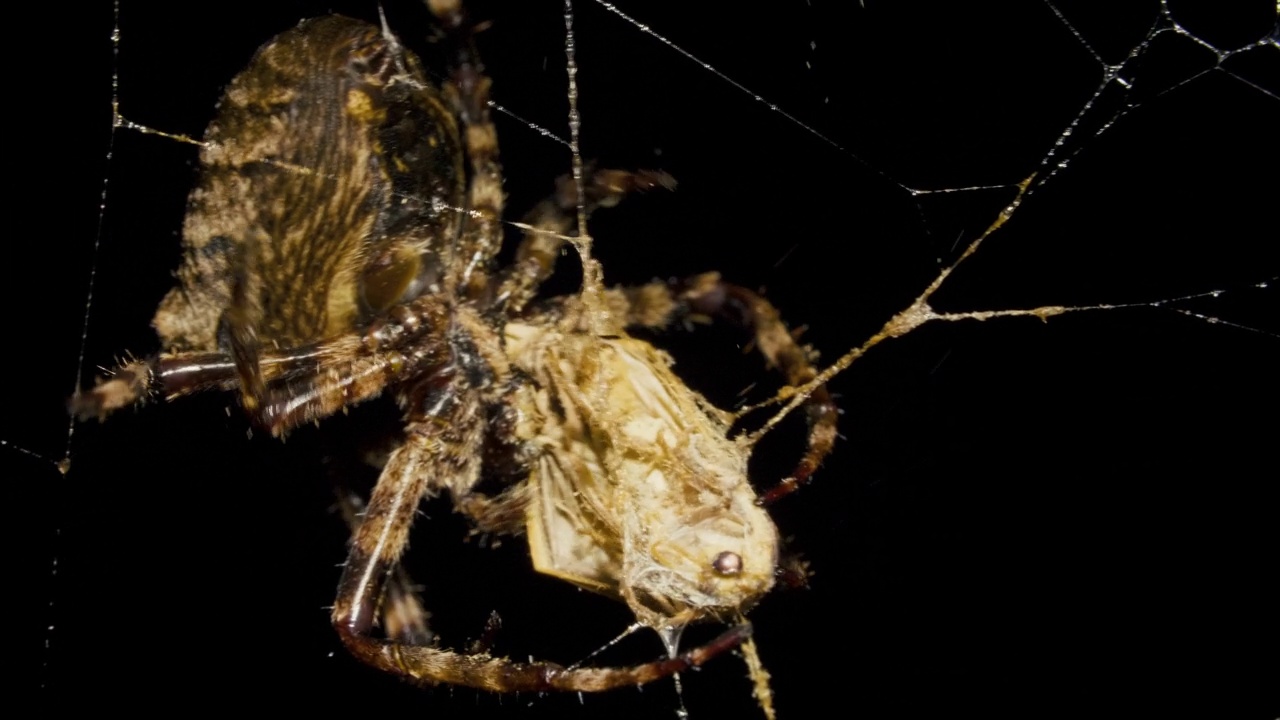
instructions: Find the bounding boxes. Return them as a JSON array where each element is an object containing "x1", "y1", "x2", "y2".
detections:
[{"x1": 16, "y1": 0, "x2": 1277, "y2": 715}]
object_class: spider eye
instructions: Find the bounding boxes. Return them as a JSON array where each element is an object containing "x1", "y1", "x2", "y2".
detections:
[{"x1": 711, "y1": 551, "x2": 742, "y2": 576}]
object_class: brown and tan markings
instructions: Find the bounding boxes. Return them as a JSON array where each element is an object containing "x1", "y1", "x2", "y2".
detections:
[{"x1": 74, "y1": 0, "x2": 836, "y2": 702}]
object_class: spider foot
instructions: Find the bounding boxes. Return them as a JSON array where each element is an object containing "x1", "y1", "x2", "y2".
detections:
[
  {"x1": 335, "y1": 620, "x2": 752, "y2": 693},
  {"x1": 553, "y1": 167, "x2": 677, "y2": 211},
  {"x1": 70, "y1": 358, "x2": 156, "y2": 421}
]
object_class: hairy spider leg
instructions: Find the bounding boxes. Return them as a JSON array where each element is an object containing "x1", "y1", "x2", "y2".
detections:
[
  {"x1": 429, "y1": 0, "x2": 505, "y2": 300},
  {"x1": 601, "y1": 274, "x2": 839, "y2": 503},
  {"x1": 496, "y1": 167, "x2": 677, "y2": 314},
  {"x1": 335, "y1": 490, "x2": 435, "y2": 647},
  {"x1": 671, "y1": 274, "x2": 839, "y2": 504},
  {"x1": 71, "y1": 296, "x2": 452, "y2": 435}
]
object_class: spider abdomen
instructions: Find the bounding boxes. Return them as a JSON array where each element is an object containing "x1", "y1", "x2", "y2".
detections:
[{"x1": 154, "y1": 16, "x2": 466, "y2": 354}]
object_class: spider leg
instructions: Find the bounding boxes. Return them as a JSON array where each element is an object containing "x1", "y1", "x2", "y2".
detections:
[
  {"x1": 668, "y1": 273, "x2": 838, "y2": 503},
  {"x1": 223, "y1": 243, "x2": 269, "y2": 414},
  {"x1": 72, "y1": 297, "x2": 451, "y2": 436},
  {"x1": 427, "y1": 0, "x2": 503, "y2": 298},
  {"x1": 336, "y1": 489, "x2": 435, "y2": 646},
  {"x1": 455, "y1": 379, "x2": 541, "y2": 536},
  {"x1": 495, "y1": 167, "x2": 676, "y2": 314},
  {"x1": 331, "y1": 374, "x2": 749, "y2": 691}
]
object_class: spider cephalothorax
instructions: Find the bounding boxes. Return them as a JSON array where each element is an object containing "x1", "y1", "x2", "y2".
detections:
[{"x1": 76, "y1": 0, "x2": 836, "y2": 696}]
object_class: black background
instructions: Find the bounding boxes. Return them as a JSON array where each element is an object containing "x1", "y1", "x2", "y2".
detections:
[{"x1": 15, "y1": 1, "x2": 1279, "y2": 716}]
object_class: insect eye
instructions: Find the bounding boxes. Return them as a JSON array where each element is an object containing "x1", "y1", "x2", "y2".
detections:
[{"x1": 711, "y1": 551, "x2": 742, "y2": 576}]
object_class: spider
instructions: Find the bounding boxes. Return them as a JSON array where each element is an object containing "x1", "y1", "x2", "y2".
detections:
[{"x1": 74, "y1": 0, "x2": 836, "y2": 695}]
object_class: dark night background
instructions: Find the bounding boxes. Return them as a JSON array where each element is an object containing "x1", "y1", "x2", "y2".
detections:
[{"x1": 13, "y1": 1, "x2": 1278, "y2": 716}]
